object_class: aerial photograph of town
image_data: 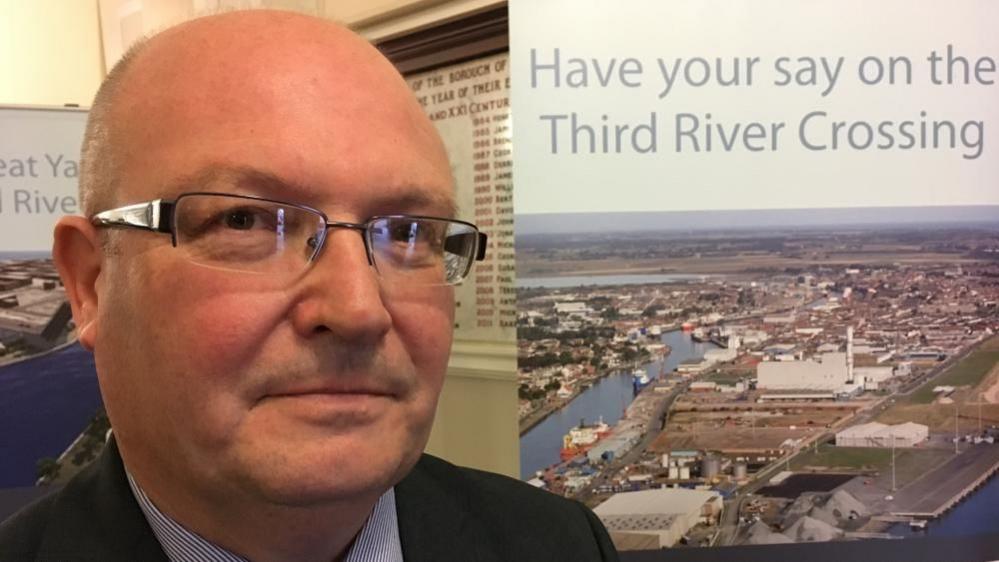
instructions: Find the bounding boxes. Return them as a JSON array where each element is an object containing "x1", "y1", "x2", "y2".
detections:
[{"x1": 515, "y1": 212, "x2": 999, "y2": 551}]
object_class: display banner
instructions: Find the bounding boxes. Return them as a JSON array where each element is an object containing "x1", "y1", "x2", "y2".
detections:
[
  {"x1": 0, "y1": 106, "x2": 103, "y2": 496},
  {"x1": 511, "y1": 0, "x2": 999, "y2": 552},
  {"x1": 512, "y1": 1, "x2": 999, "y2": 216},
  {"x1": 0, "y1": 107, "x2": 86, "y2": 250}
]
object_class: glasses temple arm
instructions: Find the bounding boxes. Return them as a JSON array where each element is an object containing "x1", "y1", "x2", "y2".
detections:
[
  {"x1": 90, "y1": 200, "x2": 174, "y2": 234},
  {"x1": 475, "y1": 232, "x2": 488, "y2": 261},
  {"x1": 443, "y1": 231, "x2": 487, "y2": 261}
]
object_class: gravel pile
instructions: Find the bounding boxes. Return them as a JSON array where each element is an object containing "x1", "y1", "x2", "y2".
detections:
[
  {"x1": 783, "y1": 515, "x2": 843, "y2": 542},
  {"x1": 824, "y1": 489, "x2": 868, "y2": 519},
  {"x1": 745, "y1": 521, "x2": 793, "y2": 545}
]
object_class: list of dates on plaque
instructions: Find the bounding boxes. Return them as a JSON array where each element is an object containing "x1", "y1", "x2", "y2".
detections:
[{"x1": 406, "y1": 53, "x2": 515, "y2": 343}]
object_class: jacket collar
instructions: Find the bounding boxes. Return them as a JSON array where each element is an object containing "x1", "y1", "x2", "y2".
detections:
[{"x1": 36, "y1": 438, "x2": 169, "y2": 562}]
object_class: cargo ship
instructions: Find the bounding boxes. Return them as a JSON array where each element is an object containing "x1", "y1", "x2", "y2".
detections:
[
  {"x1": 632, "y1": 368, "x2": 651, "y2": 392},
  {"x1": 560, "y1": 417, "x2": 611, "y2": 461},
  {"x1": 690, "y1": 327, "x2": 708, "y2": 342}
]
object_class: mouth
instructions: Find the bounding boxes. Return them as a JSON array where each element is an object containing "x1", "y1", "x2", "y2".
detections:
[
  {"x1": 257, "y1": 387, "x2": 395, "y2": 426},
  {"x1": 263, "y1": 386, "x2": 395, "y2": 403},
  {"x1": 260, "y1": 378, "x2": 399, "y2": 399}
]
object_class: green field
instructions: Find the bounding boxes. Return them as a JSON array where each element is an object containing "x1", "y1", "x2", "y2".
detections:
[
  {"x1": 908, "y1": 350, "x2": 999, "y2": 404},
  {"x1": 792, "y1": 444, "x2": 892, "y2": 471},
  {"x1": 703, "y1": 371, "x2": 747, "y2": 385},
  {"x1": 791, "y1": 444, "x2": 952, "y2": 487}
]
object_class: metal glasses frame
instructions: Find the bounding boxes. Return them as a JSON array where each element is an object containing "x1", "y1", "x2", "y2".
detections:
[{"x1": 90, "y1": 191, "x2": 488, "y2": 280}]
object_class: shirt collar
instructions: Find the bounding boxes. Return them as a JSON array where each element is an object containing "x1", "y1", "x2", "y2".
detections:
[{"x1": 125, "y1": 470, "x2": 403, "y2": 562}]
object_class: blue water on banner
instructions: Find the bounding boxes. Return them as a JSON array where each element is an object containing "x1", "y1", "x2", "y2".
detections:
[{"x1": 0, "y1": 343, "x2": 101, "y2": 488}]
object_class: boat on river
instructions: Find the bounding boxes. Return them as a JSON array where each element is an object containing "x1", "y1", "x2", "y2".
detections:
[{"x1": 560, "y1": 417, "x2": 611, "y2": 461}]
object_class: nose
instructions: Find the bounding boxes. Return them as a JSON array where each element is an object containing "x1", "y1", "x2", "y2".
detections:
[{"x1": 288, "y1": 227, "x2": 392, "y2": 343}]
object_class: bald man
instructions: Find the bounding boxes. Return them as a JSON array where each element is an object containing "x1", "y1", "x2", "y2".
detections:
[{"x1": 0, "y1": 10, "x2": 618, "y2": 562}]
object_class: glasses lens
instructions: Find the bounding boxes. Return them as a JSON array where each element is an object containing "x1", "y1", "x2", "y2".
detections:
[
  {"x1": 173, "y1": 194, "x2": 325, "y2": 273},
  {"x1": 367, "y1": 217, "x2": 478, "y2": 285}
]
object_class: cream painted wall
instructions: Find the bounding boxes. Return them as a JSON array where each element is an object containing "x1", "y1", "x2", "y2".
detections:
[
  {"x1": 0, "y1": 0, "x2": 501, "y2": 106},
  {"x1": 430, "y1": 331, "x2": 518, "y2": 476},
  {"x1": 0, "y1": 1, "x2": 104, "y2": 107},
  {"x1": 431, "y1": 341, "x2": 518, "y2": 476},
  {"x1": 96, "y1": 0, "x2": 503, "y2": 68}
]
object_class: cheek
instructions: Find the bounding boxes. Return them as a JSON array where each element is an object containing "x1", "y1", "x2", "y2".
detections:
[
  {"x1": 386, "y1": 288, "x2": 454, "y2": 383},
  {"x1": 175, "y1": 293, "x2": 283, "y2": 369},
  {"x1": 114, "y1": 273, "x2": 289, "y2": 441},
  {"x1": 98, "y1": 268, "x2": 283, "y2": 443},
  {"x1": 146, "y1": 267, "x2": 289, "y2": 376}
]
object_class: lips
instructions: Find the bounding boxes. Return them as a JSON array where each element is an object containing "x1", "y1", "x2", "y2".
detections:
[
  {"x1": 253, "y1": 366, "x2": 412, "y2": 406},
  {"x1": 264, "y1": 386, "x2": 395, "y2": 401},
  {"x1": 255, "y1": 376, "x2": 403, "y2": 403},
  {"x1": 268, "y1": 387, "x2": 393, "y2": 398},
  {"x1": 255, "y1": 386, "x2": 393, "y2": 428}
]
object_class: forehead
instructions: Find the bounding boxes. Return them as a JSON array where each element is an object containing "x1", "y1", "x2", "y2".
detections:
[{"x1": 108, "y1": 13, "x2": 454, "y2": 216}]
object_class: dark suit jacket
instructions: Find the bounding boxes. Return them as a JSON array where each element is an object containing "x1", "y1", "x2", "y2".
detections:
[{"x1": 0, "y1": 441, "x2": 619, "y2": 561}]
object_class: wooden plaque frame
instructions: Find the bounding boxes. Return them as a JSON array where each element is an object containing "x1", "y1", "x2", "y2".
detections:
[{"x1": 376, "y1": 5, "x2": 509, "y2": 76}]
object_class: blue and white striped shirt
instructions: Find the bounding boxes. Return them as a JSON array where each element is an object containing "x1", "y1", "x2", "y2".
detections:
[{"x1": 126, "y1": 471, "x2": 403, "y2": 562}]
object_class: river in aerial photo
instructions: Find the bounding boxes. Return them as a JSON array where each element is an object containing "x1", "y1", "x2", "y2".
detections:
[
  {"x1": 519, "y1": 329, "x2": 714, "y2": 479},
  {"x1": 0, "y1": 343, "x2": 101, "y2": 488}
]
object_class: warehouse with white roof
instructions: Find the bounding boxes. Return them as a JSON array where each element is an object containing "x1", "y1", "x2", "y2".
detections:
[
  {"x1": 835, "y1": 422, "x2": 928, "y2": 447},
  {"x1": 593, "y1": 488, "x2": 722, "y2": 549},
  {"x1": 757, "y1": 352, "x2": 853, "y2": 391}
]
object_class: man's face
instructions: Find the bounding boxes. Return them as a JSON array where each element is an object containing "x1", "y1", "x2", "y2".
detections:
[{"x1": 88, "y1": 17, "x2": 456, "y2": 506}]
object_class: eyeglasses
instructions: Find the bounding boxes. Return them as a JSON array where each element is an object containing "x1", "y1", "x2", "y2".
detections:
[{"x1": 90, "y1": 192, "x2": 487, "y2": 286}]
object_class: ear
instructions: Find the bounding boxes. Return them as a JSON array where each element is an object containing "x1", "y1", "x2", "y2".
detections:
[{"x1": 53, "y1": 216, "x2": 103, "y2": 352}]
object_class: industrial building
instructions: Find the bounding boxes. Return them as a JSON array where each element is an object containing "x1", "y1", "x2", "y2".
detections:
[
  {"x1": 0, "y1": 265, "x2": 72, "y2": 351},
  {"x1": 676, "y1": 346, "x2": 739, "y2": 375},
  {"x1": 689, "y1": 381, "x2": 718, "y2": 392},
  {"x1": 835, "y1": 422, "x2": 929, "y2": 447},
  {"x1": 587, "y1": 430, "x2": 642, "y2": 464},
  {"x1": 758, "y1": 358, "x2": 898, "y2": 391},
  {"x1": 554, "y1": 301, "x2": 593, "y2": 325},
  {"x1": 855, "y1": 366, "x2": 895, "y2": 390},
  {"x1": 756, "y1": 352, "x2": 855, "y2": 391},
  {"x1": 756, "y1": 326, "x2": 901, "y2": 393},
  {"x1": 594, "y1": 488, "x2": 723, "y2": 549}
]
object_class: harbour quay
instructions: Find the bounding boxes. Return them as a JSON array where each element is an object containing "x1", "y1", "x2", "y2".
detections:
[{"x1": 889, "y1": 442, "x2": 999, "y2": 519}]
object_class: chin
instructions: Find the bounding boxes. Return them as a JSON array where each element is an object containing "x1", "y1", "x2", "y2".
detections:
[{"x1": 232, "y1": 431, "x2": 424, "y2": 507}]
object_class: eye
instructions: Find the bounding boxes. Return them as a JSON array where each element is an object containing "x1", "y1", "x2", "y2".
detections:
[
  {"x1": 387, "y1": 221, "x2": 414, "y2": 242},
  {"x1": 224, "y1": 210, "x2": 256, "y2": 230}
]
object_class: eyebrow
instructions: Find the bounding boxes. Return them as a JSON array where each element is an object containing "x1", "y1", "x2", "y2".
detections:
[
  {"x1": 160, "y1": 164, "x2": 459, "y2": 218},
  {"x1": 365, "y1": 190, "x2": 459, "y2": 219}
]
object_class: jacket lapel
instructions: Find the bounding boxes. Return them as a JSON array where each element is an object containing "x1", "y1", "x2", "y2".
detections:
[
  {"x1": 35, "y1": 438, "x2": 168, "y2": 562},
  {"x1": 395, "y1": 455, "x2": 478, "y2": 562}
]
